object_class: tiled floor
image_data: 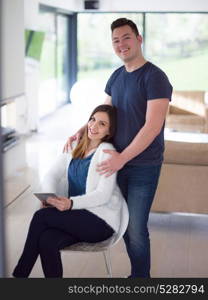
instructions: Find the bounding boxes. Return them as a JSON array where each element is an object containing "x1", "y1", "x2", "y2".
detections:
[{"x1": 4, "y1": 103, "x2": 208, "y2": 278}]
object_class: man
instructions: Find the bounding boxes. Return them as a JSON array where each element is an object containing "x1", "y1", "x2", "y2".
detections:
[{"x1": 64, "y1": 18, "x2": 172, "y2": 278}]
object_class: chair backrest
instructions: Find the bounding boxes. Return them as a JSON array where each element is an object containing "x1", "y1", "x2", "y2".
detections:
[
  {"x1": 110, "y1": 199, "x2": 128, "y2": 246},
  {"x1": 93, "y1": 197, "x2": 129, "y2": 250}
]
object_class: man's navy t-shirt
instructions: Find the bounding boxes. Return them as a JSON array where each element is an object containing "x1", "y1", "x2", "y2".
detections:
[{"x1": 105, "y1": 61, "x2": 173, "y2": 166}]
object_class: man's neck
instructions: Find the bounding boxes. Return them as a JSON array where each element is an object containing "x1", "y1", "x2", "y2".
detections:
[{"x1": 125, "y1": 57, "x2": 147, "y2": 73}]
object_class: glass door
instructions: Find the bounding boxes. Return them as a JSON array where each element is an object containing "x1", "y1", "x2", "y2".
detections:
[
  {"x1": 38, "y1": 10, "x2": 70, "y2": 118},
  {"x1": 38, "y1": 10, "x2": 56, "y2": 117},
  {"x1": 56, "y1": 15, "x2": 68, "y2": 107}
]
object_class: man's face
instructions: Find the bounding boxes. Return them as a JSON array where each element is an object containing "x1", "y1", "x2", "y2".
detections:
[{"x1": 112, "y1": 25, "x2": 142, "y2": 63}]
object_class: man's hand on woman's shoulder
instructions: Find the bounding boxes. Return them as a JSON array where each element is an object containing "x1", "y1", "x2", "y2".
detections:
[{"x1": 96, "y1": 149, "x2": 125, "y2": 177}]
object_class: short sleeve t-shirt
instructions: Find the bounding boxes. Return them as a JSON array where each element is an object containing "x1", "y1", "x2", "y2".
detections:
[{"x1": 105, "y1": 61, "x2": 173, "y2": 166}]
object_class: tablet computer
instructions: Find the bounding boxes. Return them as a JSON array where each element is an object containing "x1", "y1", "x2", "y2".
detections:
[
  {"x1": 34, "y1": 193, "x2": 58, "y2": 201},
  {"x1": 34, "y1": 193, "x2": 58, "y2": 207}
]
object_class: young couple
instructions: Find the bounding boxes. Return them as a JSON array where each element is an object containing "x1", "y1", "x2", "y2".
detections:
[{"x1": 13, "y1": 17, "x2": 172, "y2": 278}]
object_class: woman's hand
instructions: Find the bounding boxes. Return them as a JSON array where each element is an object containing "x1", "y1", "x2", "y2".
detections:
[{"x1": 46, "y1": 196, "x2": 72, "y2": 211}]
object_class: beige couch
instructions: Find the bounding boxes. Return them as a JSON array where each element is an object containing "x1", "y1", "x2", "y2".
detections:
[
  {"x1": 166, "y1": 91, "x2": 208, "y2": 133},
  {"x1": 151, "y1": 140, "x2": 208, "y2": 214}
]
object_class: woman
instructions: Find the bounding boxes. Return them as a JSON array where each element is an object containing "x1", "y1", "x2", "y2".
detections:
[{"x1": 13, "y1": 104, "x2": 128, "y2": 278}]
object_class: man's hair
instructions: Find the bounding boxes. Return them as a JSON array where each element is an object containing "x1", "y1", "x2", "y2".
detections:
[{"x1": 111, "y1": 18, "x2": 139, "y2": 36}]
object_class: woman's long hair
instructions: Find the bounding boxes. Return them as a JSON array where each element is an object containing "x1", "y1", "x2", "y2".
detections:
[{"x1": 72, "y1": 105, "x2": 117, "y2": 159}]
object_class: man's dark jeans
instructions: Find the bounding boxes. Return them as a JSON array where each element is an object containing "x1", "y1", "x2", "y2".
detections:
[{"x1": 117, "y1": 163, "x2": 162, "y2": 278}]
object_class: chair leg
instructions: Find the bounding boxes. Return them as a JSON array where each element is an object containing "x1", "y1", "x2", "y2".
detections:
[{"x1": 103, "y1": 250, "x2": 112, "y2": 278}]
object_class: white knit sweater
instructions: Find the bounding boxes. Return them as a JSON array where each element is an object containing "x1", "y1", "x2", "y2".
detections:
[{"x1": 40, "y1": 142, "x2": 129, "y2": 234}]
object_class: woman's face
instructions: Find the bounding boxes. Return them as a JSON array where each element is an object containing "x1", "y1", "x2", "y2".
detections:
[{"x1": 88, "y1": 111, "x2": 110, "y2": 142}]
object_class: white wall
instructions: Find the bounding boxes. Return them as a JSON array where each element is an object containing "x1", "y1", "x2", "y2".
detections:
[
  {"x1": 24, "y1": 0, "x2": 40, "y2": 30},
  {"x1": 39, "y1": 0, "x2": 83, "y2": 11},
  {"x1": 0, "y1": 0, "x2": 24, "y2": 101},
  {"x1": 98, "y1": 0, "x2": 208, "y2": 12},
  {"x1": 39, "y1": 0, "x2": 208, "y2": 12}
]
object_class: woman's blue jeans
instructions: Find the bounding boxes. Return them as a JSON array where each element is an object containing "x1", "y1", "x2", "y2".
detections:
[{"x1": 117, "y1": 163, "x2": 162, "y2": 278}]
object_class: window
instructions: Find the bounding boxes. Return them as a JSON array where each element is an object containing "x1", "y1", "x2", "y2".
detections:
[
  {"x1": 77, "y1": 13, "x2": 143, "y2": 84},
  {"x1": 38, "y1": 11, "x2": 57, "y2": 117},
  {"x1": 145, "y1": 13, "x2": 208, "y2": 90},
  {"x1": 37, "y1": 10, "x2": 70, "y2": 118},
  {"x1": 77, "y1": 12, "x2": 208, "y2": 92}
]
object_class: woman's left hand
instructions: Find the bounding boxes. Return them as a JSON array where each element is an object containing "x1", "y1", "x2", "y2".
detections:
[{"x1": 46, "y1": 196, "x2": 72, "y2": 211}]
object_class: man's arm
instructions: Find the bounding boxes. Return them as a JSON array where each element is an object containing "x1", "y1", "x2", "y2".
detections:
[
  {"x1": 63, "y1": 124, "x2": 86, "y2": 152},
  {"x1": 97, "y1": 99, "x2": 169, "y2": 175},
  {"x1": 119, "y1": 99, "x2": 169, "y2": 163}
]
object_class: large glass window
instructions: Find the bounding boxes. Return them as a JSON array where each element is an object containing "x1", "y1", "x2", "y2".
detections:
[
  {"x1": 145, "y1": 13, "x2": 208, "y2": 90},
  {"x1": 57, "y1": 15, "x2": 68, "y2": 107},
  {"x1": 77, "y1": 12, "x2": 208, "y2": 92},
  {"x1": 77, "y1": 13, "x2": 143, "y2": 84},
  {"x1": 75, "y1": 13, "x2": 143, "y2": 109},
  {"x1": 38, "y1": 11, "x2": 56, "y2": 117},
  {"x1": 38, "y1": 10, "x2": 69, "y2": 118}
]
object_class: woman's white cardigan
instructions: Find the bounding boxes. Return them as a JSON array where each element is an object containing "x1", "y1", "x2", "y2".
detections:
[{"x1": 41, "y1": 142, "x2": 129, "y2": 235}]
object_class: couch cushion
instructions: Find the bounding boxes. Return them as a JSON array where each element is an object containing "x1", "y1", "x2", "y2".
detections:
[
  {"x1": 164, "y1": 140, "x2": 208, "y2": 165},
  {"x1": 167, "y1": 114, "x2": 205, "y2": 125},
  {"x1": 172, "y1": 91, "x2": 205, "y2": 117}
]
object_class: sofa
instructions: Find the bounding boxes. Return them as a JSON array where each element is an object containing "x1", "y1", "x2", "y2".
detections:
[
  {"x1": 166, "y1": 91, "x2": 208, "y2": 133},
  {"x1": 151, "y1": 140, "x2": 208, "y2": 214}
]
